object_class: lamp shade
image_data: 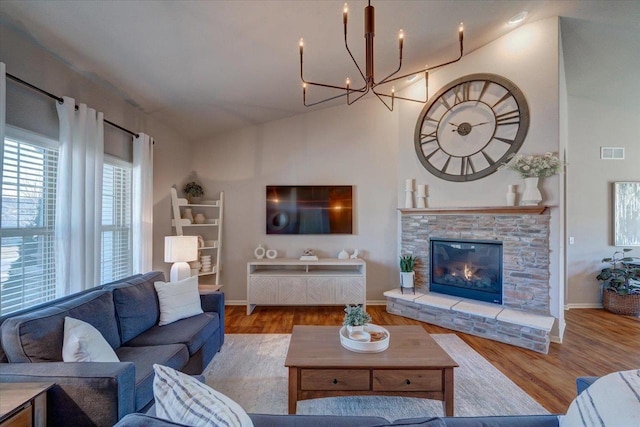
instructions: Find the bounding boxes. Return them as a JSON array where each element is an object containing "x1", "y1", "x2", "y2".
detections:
[{"x1": 164, "y1": 236, "x2": 198, "y2": 263}]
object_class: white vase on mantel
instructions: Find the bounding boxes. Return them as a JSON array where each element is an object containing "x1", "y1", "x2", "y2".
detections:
[{"x1": 521, "y1": 177, "x2": 542, "y2": 206}]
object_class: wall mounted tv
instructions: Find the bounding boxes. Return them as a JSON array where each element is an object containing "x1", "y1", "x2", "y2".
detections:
[{"x1": 266, "y1": 185, "x2": 353, "y2": 235}]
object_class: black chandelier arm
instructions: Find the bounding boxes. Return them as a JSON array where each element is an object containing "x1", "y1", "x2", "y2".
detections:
[
  {"x1": 304, "y1": 91, "x2": 349, "y2": 108},
  {"x1": 374, "y1": 90, "x2": 428, "y2": 104},
  {"x1": 372, "y1": 90, "x2": 394, "y2": 111},
  {"x1": 344, "y1": 29, "x2": 367, "y2": 83},
  {"x1": 347, "y1": 87, "x2": 370, "y2": 106},
  {"x1": 302, "y1": 79, "x2": 367, "y2": 93},
  {"x1": 374, "y1": 46, "x2": 404, "y2": 86}
]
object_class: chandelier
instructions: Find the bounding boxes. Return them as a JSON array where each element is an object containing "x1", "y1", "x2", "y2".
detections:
[{"x1": 299, "y1": 1, "x2": 464, "y2": 111}]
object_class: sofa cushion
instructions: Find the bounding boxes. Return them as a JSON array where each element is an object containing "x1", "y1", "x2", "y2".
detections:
[
  {"x1": 125, "y1": 313, "x2": 219, "y2": 356},
  {"x1": 117, "y1": 344, "x2": 189, "y2": 411},
  {"x1": 62, "y1": 316, "x2": 120, "y2": 362},
  {"x1": 1, "y1": 290, "x2": 120, "y2": 362},
  {"x1": 153, "y1": 363, "x2": 253, "y2": 427},
  {"x1": 105, "y1": 271, "x2": 165, "y2": 343},
  {"x1": 154, "y1": 276, "x2": 203, "y2": 326}
]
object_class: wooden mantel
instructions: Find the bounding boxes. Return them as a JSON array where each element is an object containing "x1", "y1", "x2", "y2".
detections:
[{"x1": 398, "y1": 206, "x2": 549, "y2": 215}]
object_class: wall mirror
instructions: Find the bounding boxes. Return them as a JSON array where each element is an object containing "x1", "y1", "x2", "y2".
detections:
[{"x1": 614, "y1": 181, "x2": 640, "y2": 246}]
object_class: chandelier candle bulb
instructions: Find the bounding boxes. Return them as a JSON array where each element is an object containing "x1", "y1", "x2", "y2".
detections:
[
  {"x1": 299, "y1": 38, "x2": 303, "y2": 55},
  {"x1": 399, "y1": 29, "x2": 404, "y2": 49},
  {"x1": 343, "y1": 3, "x2": 348, "y2": 24}
]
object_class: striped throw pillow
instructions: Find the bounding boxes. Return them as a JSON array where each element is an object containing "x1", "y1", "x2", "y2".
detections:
[
  {"x1": 560, "y1": 369, "x2": 640, "y2": 427},
  {"x1": 153, "y1": 364, "x2": 253, "y2": 427}
]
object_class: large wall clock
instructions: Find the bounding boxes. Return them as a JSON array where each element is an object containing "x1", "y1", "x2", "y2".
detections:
[{"x1": 414, "y1": 73, "x2": 529, "y2": 182}]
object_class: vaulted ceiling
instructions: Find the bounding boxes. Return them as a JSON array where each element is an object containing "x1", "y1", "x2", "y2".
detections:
[{"x1": 1, "y1": 1, "x2": 638, "y2": 141}]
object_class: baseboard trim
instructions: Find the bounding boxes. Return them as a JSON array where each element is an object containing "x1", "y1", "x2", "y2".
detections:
[
  {"x1": 565, "y1": 303, "x2": 603, "y2": 310},
  {"x1": 224, "y1": 300, "x2": 388, "y2": 307}
]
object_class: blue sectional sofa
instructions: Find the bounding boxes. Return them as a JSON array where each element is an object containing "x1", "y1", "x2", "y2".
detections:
[{"x1": 0, "y1": 271, "x2": 225, "y2": 427}]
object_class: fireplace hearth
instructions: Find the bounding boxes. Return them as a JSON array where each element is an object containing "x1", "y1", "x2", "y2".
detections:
[{"x1": 430, "y1": 238, "x2": 503, "y2": 304}]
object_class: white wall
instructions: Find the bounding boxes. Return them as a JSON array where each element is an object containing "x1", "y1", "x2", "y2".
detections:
[
  {"x1": 561, "y1": 18, "x2": 640, "y2": 307},
  {"x1": 192, "y1": 99, "x2": 399, "y2": 303},
  {"x1": 397, "y1": 17, "x2": 564, "y2": 336}
]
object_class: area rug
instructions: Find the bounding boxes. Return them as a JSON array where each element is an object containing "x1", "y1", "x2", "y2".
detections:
[{"x1": 203, "y1": 334, "x2": 549, "y2": 421}]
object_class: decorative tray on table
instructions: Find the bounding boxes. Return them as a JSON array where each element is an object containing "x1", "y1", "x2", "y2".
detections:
[{"x1": 339, "y1": 324, "x2": 390, "y2": 353}]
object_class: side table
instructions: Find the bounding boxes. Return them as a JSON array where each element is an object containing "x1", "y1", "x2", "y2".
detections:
[{"x1": 0, "y1": 383, "x2": 53, "y2": 427}]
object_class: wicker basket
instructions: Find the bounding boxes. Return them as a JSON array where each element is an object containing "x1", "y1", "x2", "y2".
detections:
[{"x1": 602, "y1": 289, "x2": 640, "y2": 316}]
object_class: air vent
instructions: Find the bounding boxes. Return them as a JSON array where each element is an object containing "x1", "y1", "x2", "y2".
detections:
[{"x1": 600, "y1": 147, "x2": 625, "y2": 160}]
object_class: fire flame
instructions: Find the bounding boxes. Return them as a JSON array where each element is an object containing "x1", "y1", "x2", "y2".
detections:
[{"x1": 464, "y1": 264, "x2": 473, "y2": 280}]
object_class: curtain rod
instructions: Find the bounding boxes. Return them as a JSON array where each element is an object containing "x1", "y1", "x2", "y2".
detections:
[{"x1": 7, "y1": 72, "x2": 140, "y2": 139}]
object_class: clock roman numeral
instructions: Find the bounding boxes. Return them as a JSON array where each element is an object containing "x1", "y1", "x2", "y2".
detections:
[
  {"x1": 453, "y1": 82, "x2": 471, "y2": 104},
  {"x1": 439, "y1": 96, "x2": 451, "y2": 110},
  {"x1": 493, "y1": 136, "x2": 515, "y2": 145},
  {"x1": 492, "y1": 92, "x2": 514, "y2": 109},
  {"x1": 481, "y1": 150, "x2": 496, "y2": 166},
  {"x1": 441, "y1": 155, "x2": 452, "y2": 172},
  {"x1": 426, "y1": 148, "x2": 441, "y2": 161},
  {"x1": 478, "y1": 81, "x2": 491, "y2": 103},
  {"x1": 496, "y1": 109, "x2": 520, "y2": 126},
  {"x1": 420, "y1": 131, "x2": 438, "y2": 145},
  {"x1": 461, "y1": 156, "x2": 476, "y2": 175}
]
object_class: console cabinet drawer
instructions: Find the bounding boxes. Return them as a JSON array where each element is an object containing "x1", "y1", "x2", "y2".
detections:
[
  {"x1": 372, "y1": 369, "x2": 442, "y2": 391},
  {"x1": 300, "y1": 369, "x2": 370, "y2": 391}
]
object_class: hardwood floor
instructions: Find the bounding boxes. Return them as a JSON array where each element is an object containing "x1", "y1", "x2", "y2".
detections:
[{"x1": 225, "y1": 304, "x2": 640, "y2": 414}]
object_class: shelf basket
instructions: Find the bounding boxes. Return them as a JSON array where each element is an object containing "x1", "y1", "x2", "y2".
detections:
[{"x1": 602, "y1": 289, "x2": 640, "y2": 316}]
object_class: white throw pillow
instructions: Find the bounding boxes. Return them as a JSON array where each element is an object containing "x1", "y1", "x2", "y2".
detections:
[
  {"x1": 62, "y1": 316, "x2": 120, "y2": 362},
  {"x1": 153, "y1": 364, "x2": 253, "y2": 427},
  {"x1": 560, "y1": 369, "x2": 640, "y2": 427},
  {"x1": 154, "y1": 276, "x2": 203, "y2": 326}
]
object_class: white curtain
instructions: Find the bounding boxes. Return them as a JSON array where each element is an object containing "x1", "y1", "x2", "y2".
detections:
[
  {"x1": 132, "y1": 133, "x2": 154, "y2": 273},
  {"x1": 55, "y1": 97, "x2": 104, "y2": 296},
  {"x1": 0, "y1": 63, "x2": 6, "y2": 206}
]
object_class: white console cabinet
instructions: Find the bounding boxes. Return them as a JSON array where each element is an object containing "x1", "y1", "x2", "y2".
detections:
[{"x1": 246, "y1": 259, "x2": 366, "y2": 314}]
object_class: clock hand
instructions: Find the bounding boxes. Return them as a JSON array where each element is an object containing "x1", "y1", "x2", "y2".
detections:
[
  {"x1": 448, "y1": 122, "x2": 459, "y2": 126},
  {"x1": 450, "y1": 121, "x2": 491, "y2": 132}
]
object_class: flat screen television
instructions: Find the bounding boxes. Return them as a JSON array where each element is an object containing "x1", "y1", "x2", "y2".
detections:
[{"x1": 266, "y1": 185, "x2": 353, "y2": 234}]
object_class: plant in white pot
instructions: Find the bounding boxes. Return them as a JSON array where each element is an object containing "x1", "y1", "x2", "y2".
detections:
[
  {"x1": 399, "y1": 255, "x2": 417, "y2": 294},
  {"x1": 343, "y1": 305, "x2": 372, "y2": 338}
]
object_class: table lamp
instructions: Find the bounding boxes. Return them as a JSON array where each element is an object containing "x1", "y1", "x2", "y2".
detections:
[{"x1": 164, "y1": 236, "x2": 198, "y2": 282}]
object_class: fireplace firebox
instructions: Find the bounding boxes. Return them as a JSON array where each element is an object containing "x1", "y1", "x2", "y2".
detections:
[{"x1": 430, "y1": 238, "x2": 503, "y2": 304}]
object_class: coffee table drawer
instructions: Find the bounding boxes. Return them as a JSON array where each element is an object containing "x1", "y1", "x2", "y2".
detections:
[
  {"x1": 300, "y1": 369, "x2": 370, "y2": 391},
  {"x1": 373, "y1": 369, "x2": 442, "y2": 391}
]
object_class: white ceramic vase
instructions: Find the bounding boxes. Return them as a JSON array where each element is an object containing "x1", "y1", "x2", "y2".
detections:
[
  {"x1": 338, "y1": 249, "x2": 349, "y2": 259},
  {"x1": 521, "y1": 177, "x2": 542, "y2": 206},
  {"x1": 194, "y1": 213, "x2": 206, "y2": 224},
  {"x1": 254, "y1": 244, "x2": 266, "y2": 259},
  {"x1": 182, "y1": 208, "x2": 194, "y2": 223},
  {"x1": 506, "y1": 185, "x2": 517, "y2": 206}
]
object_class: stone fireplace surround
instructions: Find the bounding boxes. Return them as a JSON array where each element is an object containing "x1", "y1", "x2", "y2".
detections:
[{"x1": 385, "y1": 206, "x2": 555, "y2": 353}]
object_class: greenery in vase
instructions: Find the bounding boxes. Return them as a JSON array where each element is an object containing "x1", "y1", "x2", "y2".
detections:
[
  {"x1": 343, "y1": 304, "x2": 371, "y2": 327},
  {"x1": 501, "y1": 152, "x2": 563, "y2": 178},
  {"x1": 596, "y1": 249, "x2": 640, "y2": 296},
  {"x1": 399, "y1": 255, "x2": 417, "y2": 273},
  {"x1": 183, "y1": 182, "x2": 205, "y2": 198}
]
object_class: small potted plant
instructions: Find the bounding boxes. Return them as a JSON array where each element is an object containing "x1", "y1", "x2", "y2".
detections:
[
  {"x1": 183, "y1": 181, "x2": 204, "y2": 203},
  {"x1": 596, "y1": 248, "x2": 640, "y2": 316},
  {"x1": 399, "y1": 255, "x2": 417, "y2": 294},
  {"x1": 343, "y1": 304, "x2": 371, "y2": 336}
]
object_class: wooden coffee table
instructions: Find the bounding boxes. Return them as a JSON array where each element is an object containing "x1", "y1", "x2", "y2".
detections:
[{"x1": 285, "y1": 325, "x2": 458, "y2": 416}]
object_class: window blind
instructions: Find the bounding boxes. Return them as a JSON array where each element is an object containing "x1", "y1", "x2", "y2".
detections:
[
  {"x1": 1, "y1": 136, "x2": 58, "y2": 315},
  {"x1": 101, "y1": 161, "x2": 132, "y2": 284}
]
